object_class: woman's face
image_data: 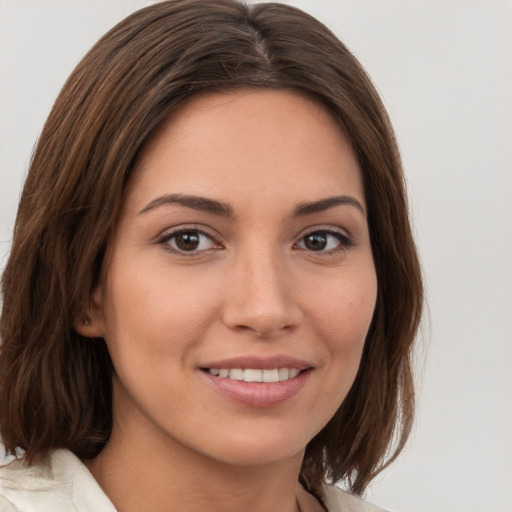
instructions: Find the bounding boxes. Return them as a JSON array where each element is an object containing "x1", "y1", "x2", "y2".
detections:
[{"x1": 89, "y1": 89, "x2": 377, "y2": 468}]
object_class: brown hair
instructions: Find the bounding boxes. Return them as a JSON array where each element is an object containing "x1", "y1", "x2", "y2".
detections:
[{"x1": 0, "y1": 0, "x2": 422, "y2": 496}]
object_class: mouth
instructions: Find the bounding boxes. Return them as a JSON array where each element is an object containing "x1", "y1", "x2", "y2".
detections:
[{"x1": 199, "y1": 357, "x2": 313, "y2": 407}]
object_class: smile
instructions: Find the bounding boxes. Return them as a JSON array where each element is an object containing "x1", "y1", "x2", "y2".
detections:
[
  {"x1": 201, "y1": 365, "x2": 311, "y2": 408},
  {"x1": 206, "y1": 368, "x2": 301, "y2": 382}
]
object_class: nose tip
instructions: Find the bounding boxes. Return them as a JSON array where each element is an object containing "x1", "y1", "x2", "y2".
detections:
[{"x1": 221, "y1": 260, "x2": 302, "y2": 338}]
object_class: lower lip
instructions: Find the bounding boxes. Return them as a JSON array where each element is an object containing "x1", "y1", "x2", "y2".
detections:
[{"x1": 201, "y1": 370, "x2": 311, "y2": 408}]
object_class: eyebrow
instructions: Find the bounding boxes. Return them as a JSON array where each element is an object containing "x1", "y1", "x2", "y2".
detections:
[
  {"x1": 292, "y1": 195, "x2": 366, "y2": 217},
  {"x1": 138, "y1": 193, "x2": 365, "y2": 218},
  {"x1": 138, "y1": 193, "x2": 235, "y2": 217}
]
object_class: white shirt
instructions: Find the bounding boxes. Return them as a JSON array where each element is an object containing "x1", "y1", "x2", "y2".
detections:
[{"x1": 0, "y1": 449, "x2": 386, "y2": 511}]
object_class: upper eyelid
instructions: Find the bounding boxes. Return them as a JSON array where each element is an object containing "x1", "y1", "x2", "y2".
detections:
[
  {"x1": 156, "y1": 224, "x2": 220, "y2": 241},
  {"x1": 296, "y1": 225, "x2": 352, "y2": 239}
]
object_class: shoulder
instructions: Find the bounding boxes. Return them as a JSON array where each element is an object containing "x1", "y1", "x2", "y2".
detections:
[
  {"x1": 0, "y1": 449, "x2": 115, "y2": 512},
  {"x1": 321, "y1": 484, "x2": 389, "y2": 512}
]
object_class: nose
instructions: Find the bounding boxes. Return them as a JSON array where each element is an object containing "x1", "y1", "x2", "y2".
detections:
[{"x1": 221, "y1": 249, "x2": 303, "y2": 338}]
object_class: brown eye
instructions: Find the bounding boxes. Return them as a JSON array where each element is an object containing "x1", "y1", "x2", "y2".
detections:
[
  {"x1": 296, "y1": 230, "x2": 352, "y2": 253},
  {"x1": 303, "y1": 233, "x2": 328, "y2": 251},
  {"x1": 175, "y1": 231, "x2": 201, "y2": 251},
  {"x1": 159, "y1": 229, "x2": 218, "y2": 254}
]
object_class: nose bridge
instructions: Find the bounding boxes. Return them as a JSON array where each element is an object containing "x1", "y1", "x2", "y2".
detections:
[{"x1": 222, "y1": 241, "x2": 300, "y2": 336}]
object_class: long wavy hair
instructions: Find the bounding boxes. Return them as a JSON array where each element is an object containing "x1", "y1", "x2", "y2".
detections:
[{"x1": 0, "y1": 0, "x2": 423, "y2": 496}]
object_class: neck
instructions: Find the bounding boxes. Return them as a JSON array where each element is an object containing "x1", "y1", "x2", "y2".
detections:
[{"x1": 84, "y1": 404, "x2": 304, "y2": 512}]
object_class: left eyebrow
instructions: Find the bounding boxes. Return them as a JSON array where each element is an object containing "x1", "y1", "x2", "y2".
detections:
[{"x1": 292, "y1": 195, "x2": 366, "y2": 217}]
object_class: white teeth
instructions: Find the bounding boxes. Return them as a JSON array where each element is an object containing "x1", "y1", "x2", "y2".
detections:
[
  {"x1": 243, "y1": 369, "x2": 262, "y2": 382},
  {"x1": 289, "y1": 368, "x2": 300, "y2": 379},
  {"x1": 262, "y1": 369, "x2": 279, "y2": 383},
  {"x1": 278, "y1": 368, "x2": 289, "y2": 381},
  {"x1": 208, "y1": 367, "x2": 302, "y2": 382},
  {"x1": 229, "y1": 368, "x2": 244, "y2": 380}
]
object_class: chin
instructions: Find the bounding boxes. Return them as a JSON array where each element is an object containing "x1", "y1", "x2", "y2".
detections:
[
  {"x1": 211, "y1": 444, "x2": 305, "y2": 469},
  {"x1": 191, "y1": 423, "x2": 312, "y2": 468}
]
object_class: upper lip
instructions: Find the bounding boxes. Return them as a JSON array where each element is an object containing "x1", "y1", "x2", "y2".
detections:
[{"x1": 200, "y1": 355, "x2": 313, "y2": 371}]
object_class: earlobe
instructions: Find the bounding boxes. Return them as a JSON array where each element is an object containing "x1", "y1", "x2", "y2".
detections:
[{"x1": 74, "y1": 285, "x2": 106, "y2": 338}]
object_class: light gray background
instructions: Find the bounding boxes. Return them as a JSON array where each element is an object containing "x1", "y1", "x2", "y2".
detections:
[{"x1": 1, "y1": 1, "x2": 511, "y2": 511}]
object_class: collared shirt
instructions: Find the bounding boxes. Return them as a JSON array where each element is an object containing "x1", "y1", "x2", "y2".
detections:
[{"x1": 0, "y1": 449, "x2": 387, "y2": 512}]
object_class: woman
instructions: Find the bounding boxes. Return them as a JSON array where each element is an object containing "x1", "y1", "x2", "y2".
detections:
[{"x1": 0, "y1": 1, "x2": 423, "y2": 511}]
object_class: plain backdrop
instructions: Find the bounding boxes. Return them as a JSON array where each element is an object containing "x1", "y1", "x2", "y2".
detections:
[{"x1": 1, "y1": 1, "x2": 511, "y2": 511}]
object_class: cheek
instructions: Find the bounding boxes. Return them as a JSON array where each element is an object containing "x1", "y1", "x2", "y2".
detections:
[
  {"x1": 310, "y1": 270, "x2": 377, "y2": 355},
  {"x1": 297, "y1": 270, "x2": 377, "y2": 440},
  {"x1": 102, "y1": 259, "x2": 221, "y2": 364}
]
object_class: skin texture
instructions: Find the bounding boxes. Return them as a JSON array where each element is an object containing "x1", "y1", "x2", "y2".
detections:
[{"x1": 81, "y1": 89, "x2": 378, "y2": 512}]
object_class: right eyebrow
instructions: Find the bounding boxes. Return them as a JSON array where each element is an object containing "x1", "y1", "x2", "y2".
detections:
[{"x1": 138, "y1": 193, "x2": 235, "y2": 217}]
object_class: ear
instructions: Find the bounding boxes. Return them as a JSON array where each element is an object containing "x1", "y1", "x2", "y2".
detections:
[{"x1": 74, "y1": 285, "x2": 106, "y2": 338}]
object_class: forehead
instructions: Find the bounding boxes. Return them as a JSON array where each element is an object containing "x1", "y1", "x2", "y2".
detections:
[{"x1": 127, "y1": 88, "x2": 365, "y2": 211}]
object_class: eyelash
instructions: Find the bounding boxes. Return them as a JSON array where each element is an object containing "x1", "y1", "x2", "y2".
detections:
[{"x1": 156, "y1": 227, "x2": 354, "y2": 256}]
